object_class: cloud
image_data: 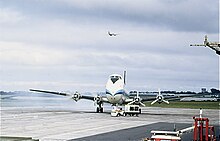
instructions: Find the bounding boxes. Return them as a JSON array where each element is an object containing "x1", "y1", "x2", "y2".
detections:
[
  {"x1": 0, "y1": 0, "x2": 218, "y2": 92},
  {"x1": 1, "y1": 0, "x2": 218, "y2": 33},
  {"x1": 0, "y1": 7, "x2": 25, "y2": 24},
  {"x1": 50, "y1": 0, "x2": 219, "y2": 33}
]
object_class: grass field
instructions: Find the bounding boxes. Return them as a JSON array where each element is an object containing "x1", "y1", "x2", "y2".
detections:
[{"x1": 144, "y1": 101, "x2": 219, "y2": 109}]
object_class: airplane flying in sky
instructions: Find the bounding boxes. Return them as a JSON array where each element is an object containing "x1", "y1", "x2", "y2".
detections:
[
  {"x1": 190, "y1": 35, "x2": 220, "y2": 55},
  {"x1": 30, "y1": 71, "x2": 185, "y2": 113},
  {"x1": 108, "y1": 31, "x2": 118, "y2": 36}
]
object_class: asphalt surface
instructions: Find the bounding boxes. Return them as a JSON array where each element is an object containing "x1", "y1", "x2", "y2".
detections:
[
  {"x1": 1, "y1": 94, "x2": 219, "y2": 141},
  {"x1": 69, "y1": 122, "x2": 194, "y2": 141},
  {"x1": 1, "y1": 107, "x2": 219, "y2": 141}
]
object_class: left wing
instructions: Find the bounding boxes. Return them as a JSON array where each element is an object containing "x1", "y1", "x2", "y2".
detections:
[{"x1": 125, "y1": 90, "x2": 206, "y2": 106}]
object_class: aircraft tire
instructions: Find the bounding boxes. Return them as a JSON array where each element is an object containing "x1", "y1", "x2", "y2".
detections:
[
  {"x1": 96, "y1": 107, "x2": 99, "y2": 113},
  {"x1": 100, "y1": 107, "x2": 104, "y2": 113},
  {"x1": 139, "y1": 109, "x2": 141, "y2": 114},
  {"x1": 123, "y1": 113, "x2": 126, "y2": 117}
]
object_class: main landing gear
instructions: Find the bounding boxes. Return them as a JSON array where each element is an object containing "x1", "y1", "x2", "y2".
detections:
[{"x1": 96, "y1": 103, "x2": 103, "y2": 113}]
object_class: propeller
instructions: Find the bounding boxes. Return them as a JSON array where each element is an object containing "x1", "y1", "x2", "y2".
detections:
[
  {"x1": 72, "y1": 91, "x2": 81, "y2": 102},
  {"x1": 151, "y1": 99, "x2": 159, "y2": 105},
  {"x1": 151, "y1": 89, "x2": 169, "y2": 105},
  {"x1": 94, "y1": 95, "x2": 102, "y2": 106},
  {"x1": 128, "y1": 91, "x2": 145, "y2": 106}
]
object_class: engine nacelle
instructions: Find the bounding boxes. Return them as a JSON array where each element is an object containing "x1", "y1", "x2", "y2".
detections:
[
  {"x1": 94, "y1": 95, "x2": 102, "y2": 105},
  {"x1": 156, "y1": 95, "x2": 163, "y2": 104},
  {"x1": 151, "y1": 90, "x2": 169, "y2": 105},
  {"x1": 72, "y1": 92, "x2": 81, "y2": 102},
  {"x1": 134, "y1": 97, "x2": 141, "y2": 104}
]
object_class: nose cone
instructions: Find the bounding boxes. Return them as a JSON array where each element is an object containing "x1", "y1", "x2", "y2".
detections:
[
  {"x1": 106, "y1": 93, "x2": 123, "y2": 104},
  {"x1": 113, "y1": 89, "x2": 125, "y2": 96},
  {"x1": 106, "y1": 89, "x2": 125, "y2": 96}
]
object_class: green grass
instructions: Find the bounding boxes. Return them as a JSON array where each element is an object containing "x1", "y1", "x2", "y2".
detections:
[{"x1": 144, "y1": 101, "x2": 219, "y2": 109}]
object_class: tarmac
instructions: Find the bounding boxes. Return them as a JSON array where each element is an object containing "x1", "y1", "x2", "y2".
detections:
[{"x1": 0, "y1": 106, "x2": 219, "y2": 141}]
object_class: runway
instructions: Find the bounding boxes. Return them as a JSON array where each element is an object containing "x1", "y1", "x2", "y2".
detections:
[
  {"x1": 70, "y1": 122, "x2": 194, "y2": 141},
  {"x1": 1, "y1": 106, "x2": 219, "y2": 141},
  {"x1": 1, "y1": 92, "x2": 219, "y2": 140}
]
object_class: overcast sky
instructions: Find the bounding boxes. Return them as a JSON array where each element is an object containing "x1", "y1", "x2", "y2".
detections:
[{"x1": 0, "y1": 0, "x2": 219, "y2": 92}]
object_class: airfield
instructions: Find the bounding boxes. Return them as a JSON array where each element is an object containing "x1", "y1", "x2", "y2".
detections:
[{"x1": 1, "y1": 105, "x2": 219, "y2": 141}]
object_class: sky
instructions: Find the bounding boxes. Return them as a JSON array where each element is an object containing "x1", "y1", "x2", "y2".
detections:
[{"x1": 0, "y1": 0, "x2": 219, "y2": 93}]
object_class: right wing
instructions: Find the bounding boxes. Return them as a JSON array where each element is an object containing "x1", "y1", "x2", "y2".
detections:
[
  {"x1": 29, "y1": 89, "x2": 70, "y2": 96},
  {"x1": 29, "y1": 89, "x2": 109, "y2": 104}
]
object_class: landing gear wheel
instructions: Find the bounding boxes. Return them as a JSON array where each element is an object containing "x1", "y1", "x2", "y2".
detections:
[
  {"x1": 96, "y1": 107, "x2": 100, "y2": 113},
  {"x1": 100, "y1": 107, "x2": 104, "y2": 113},
  {"x1": 96, "y1": 107, "x2": 104, "y2": 113},
  {"x1": 123, "y1": 113, "x2": 126, "y2": 117}
]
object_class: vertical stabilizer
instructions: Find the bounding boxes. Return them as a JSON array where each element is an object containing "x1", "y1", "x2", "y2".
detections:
[
  {"x1": 204, "y1": 35, "x2": 208, "y2": 46},
  {"x1": 123, "y1": 71, "x2": 126, "y2": 85}
]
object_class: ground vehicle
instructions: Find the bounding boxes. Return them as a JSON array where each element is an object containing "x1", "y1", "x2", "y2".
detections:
[
  {"x1": 111, "y1": 105, "x2": 141, "y2": 117},
  {"x1": 143, "y1": 109, "x2": 217, "y2": 141},
  {"x1": 124, "y1": 104, "x2": 141, "y2": 116},
  {"x1": 111, "y1": 108, "x2": 125, "y2": 117},
  {"x1": 144, "y1": 131, "x2": 182, "y2": 141}
]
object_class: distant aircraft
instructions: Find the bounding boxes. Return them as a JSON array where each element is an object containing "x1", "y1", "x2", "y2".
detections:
[
  {"x1": 30, "y1": 71, "x2": 188, "y2": 113},
  {"x1": 190, "y1": 35, "x2": 220, "y2": 55},
  {"x1": 108, "y1": 31, "x2": 118, "y2": 36}
]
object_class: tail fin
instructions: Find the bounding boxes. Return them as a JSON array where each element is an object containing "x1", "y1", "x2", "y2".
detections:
[
  {"x1": 123, "y1": 71, "x2": 126, "y2": 85},
  {"x1": 204, "y1": 35, "x2": 208, "y2": 46}
]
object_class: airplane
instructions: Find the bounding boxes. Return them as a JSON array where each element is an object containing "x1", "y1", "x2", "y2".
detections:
[
  {"x1": 29, "y1": 71, "x2": 186, "y2": 113},
  {"x1": 108, "y1": 31, "x2": 118, "y2": 36},
  {"x1": 190, "y1": 35, "x2": 220, "y2": 55}
]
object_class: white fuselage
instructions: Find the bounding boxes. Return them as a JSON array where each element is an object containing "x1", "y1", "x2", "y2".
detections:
[{"x1": 105, "y1": 74, "x2": 127, "y2": 105}]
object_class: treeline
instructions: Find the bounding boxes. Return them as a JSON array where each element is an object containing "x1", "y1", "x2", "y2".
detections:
[{"x1": 130, "y1": 88, "x2": 220, "y2": 95}]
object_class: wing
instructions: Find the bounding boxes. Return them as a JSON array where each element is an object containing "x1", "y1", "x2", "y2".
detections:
[
  {"x1": 125, "y1": 92, "x2": 207, "y2": 106},
  {"x1": 29, "y1": 89, "x2": 70, "y2": 96},
  {"x1": 29, "y1": 89, "x2": 109, "y2": 103}
]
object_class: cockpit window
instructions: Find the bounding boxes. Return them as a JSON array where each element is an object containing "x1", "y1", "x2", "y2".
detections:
[{"x1": 110, "y1": 76, "x2": 121, "y2": 84}]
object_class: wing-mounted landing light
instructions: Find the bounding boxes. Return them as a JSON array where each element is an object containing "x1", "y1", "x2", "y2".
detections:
[
  {"x1": 151, "y1": 89, "x2": 169, "y2": 105},
  {"x1": 128, "y1": 91, "x2": 145, "y2": 106},
  {"x1": 72, "y1": 91, "x2": 81, "y2": 102}
]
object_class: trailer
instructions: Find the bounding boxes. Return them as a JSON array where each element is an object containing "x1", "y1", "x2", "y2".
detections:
[
  {"x1": 144, "y1": 126, "x2": 195, "y2": 141},
  {"x1": 111, "y1": 105, "x2": 141, "y2": 117},
  {"x1": 145, "y1": 130, "x2": 182, "y2": 141},
  {"x1": 124, "y1": 104, "x2": 141, "y2": 116}
]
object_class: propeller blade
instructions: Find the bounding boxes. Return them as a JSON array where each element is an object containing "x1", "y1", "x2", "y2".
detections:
[
  {"x1": 140, "y1": 102, "x2": 145, "y2": 107},
  {"x1": 158, "y1": 88, "x2": 161, "y2": 96},
  {"x1": 163, "y1": 100, "x2": 169, "y2": 104},
  {"x1": 128, "y1": 101, "x2": 135, "y2": 105},
  {"x1": 151, "y1": 99, "x2": 158, "y2": 105}
]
